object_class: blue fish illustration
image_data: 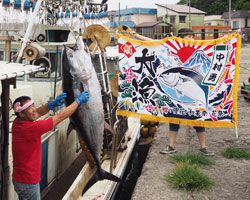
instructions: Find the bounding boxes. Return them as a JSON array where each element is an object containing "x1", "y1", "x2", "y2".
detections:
[{"x1": 157, "y1": 67, "x2": 208, "y2": 108}]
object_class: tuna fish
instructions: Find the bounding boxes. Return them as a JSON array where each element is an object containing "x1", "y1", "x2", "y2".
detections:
[
  {"x1": 62, "y1": 37, "x2": 121, "y2": 195},
  {"x1": 157, "y1": 67, "x2": 207, "y2": 108}
]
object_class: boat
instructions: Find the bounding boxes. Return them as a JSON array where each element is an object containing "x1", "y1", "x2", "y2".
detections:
[{"x1": 0, "y1": 0, "x2": 141, "y2": 199}]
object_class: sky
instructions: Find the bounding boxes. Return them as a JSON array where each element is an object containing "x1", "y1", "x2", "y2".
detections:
[{"x1": 107, "y1": 0, "x2": 180, "y2": 11}]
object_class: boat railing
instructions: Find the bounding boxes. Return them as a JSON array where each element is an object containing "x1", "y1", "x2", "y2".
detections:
[{"x1": 91, "y1": 42, "x2": 129, "y2": 172}]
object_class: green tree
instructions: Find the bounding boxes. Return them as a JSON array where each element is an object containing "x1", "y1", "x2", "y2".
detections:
[{"x1": 177, "y1": 0, "x2": 250, "y2": 15}]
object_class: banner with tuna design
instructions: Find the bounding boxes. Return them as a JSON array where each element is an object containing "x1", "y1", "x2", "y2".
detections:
[{"x1": 117, "y1": 33, "x2": 241, "y2": 128}]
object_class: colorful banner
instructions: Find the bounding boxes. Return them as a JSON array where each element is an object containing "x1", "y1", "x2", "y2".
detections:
[{"x1": 117, "y1": 34, "x2": 241, "y2": 128}]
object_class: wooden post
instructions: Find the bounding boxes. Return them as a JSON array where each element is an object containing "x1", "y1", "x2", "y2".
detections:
[
  {"x1": 1, "y1": 78, "x2": 16, "y2": 200},
  {"x1": 0, "y1": 36, "x2": 13, "y2": 62},
  {"x1": 0, "y1": 35, "x2": 14, "y2": 200}
]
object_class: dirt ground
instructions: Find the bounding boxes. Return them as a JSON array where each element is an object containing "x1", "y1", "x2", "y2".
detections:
[{"x1": 131, "y1": 43, "x2": 250, "y2": 200}]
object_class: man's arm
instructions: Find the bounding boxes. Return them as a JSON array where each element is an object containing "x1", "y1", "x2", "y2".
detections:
[
  {"x1": 52, "y1": 101, "x2": 78, "y2": 127},
  {"x1": 132, "y1": 33, "x2": 154, "y2": 41},
  {"x1": 51, "y1": 91, "x2": 89, "y2": 127},
  {"x1": 36, "y1": 104, "x2": 50, "y2": 117}
]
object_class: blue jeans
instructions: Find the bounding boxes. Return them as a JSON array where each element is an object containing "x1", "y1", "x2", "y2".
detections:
[
  {"x1": 13, "y1": 179, "x2": 40, "y2": 200},
  {"x1": 169, "y1": 123, "x2": 205, "y2": 132}
]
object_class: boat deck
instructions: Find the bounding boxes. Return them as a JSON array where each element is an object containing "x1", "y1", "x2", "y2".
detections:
[{"x1": 42, "y1": 153, "x2": 86, "y2": 200}]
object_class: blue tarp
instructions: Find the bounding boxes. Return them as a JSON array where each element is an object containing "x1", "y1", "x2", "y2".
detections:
[
  {"x1": 84, "y1": 12, "x2": 108, "y2": 19},
  {"x1": 115, "y1": 8, "x2": 157, "y2": 16}
]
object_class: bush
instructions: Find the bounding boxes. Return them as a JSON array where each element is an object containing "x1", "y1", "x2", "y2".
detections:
[
  {"x1": 170, "y1": 152, "x2": 215, "y2": 166},
  {"x1": 221, "y1": 147, "x2": 250, "y2": 159},
  {"x1": 165, "y1": 163, "x2": 214, "y2": 191}
]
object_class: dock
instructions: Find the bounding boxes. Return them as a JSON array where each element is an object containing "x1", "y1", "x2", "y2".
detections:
[{"x1": 131, "y1": 44, "x2": 250, "y2": 200}]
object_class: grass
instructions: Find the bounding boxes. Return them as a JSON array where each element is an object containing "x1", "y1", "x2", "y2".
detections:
[
  {"x1": 165, "y1": 163, "x2": 214, "y2": 191},
  {"x1": 221, "y1": 147, "x2": 250, "y2": 159},
  {"x1": 170, "y1": 152, "x2": 215, "y2": 166}
]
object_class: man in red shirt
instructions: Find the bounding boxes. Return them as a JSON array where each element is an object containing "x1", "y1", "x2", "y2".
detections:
[{"x1": 12, "y1": 91, "x2": 89, "y2": 200}]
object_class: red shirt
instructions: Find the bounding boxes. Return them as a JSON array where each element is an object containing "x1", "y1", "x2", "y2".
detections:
[{"x1": 12, "y1": 117, "x2": 53, "y2": 183}]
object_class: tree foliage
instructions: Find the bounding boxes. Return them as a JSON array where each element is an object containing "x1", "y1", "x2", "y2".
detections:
[{"x1": 177, "y1": 0, "x2": 250, "y2": 15}]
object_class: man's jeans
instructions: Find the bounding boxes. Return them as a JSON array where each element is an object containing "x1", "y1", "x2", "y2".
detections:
[{"x1": 13, "y1": 179, "x2": 40, "y2": 200}]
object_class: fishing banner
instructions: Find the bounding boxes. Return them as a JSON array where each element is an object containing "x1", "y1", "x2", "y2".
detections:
[{"x1": 117, "y1": 33, "x2": 241, "y2": 128}]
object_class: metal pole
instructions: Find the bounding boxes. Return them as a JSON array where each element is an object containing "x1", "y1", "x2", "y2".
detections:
[
  {"x1": 229, "y1": 0, "x2": 232, "y2": 28},
  {"x1": 118, "y1": 2, "x2": 120, "y2": 26},
  {"x1": 189, "y1": 0, "x2": 191, "y2": 29}
]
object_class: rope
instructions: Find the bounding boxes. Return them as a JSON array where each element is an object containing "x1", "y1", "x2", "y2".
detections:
[{"x1": 101, "y1": 30, "x2": 239, "y2": 37}]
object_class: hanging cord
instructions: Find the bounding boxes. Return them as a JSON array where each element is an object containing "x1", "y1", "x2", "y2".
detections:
[{"x1": 53, "y1": 46, "x2": 59, "y2": 100}]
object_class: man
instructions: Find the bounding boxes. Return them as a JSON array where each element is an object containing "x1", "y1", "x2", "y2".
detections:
[
  {"x1": 130, "y1": 28, "x2": 214, "y2": 156},
  {"x1": 12, "y1": 91, "x2": 89, "y2": 200}
]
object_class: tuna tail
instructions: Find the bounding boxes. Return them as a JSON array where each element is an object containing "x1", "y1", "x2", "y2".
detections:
[{"x1": 82, "y1": 168, "x2": 122, "y2": 195}]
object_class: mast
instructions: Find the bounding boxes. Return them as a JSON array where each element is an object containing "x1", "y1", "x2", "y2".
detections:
[{"x1": 16, "y1": 0, "x2": 44, "y2": 63}]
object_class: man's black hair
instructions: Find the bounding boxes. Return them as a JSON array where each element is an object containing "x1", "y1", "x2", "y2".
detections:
[
  {"x1": 13, "y1": 96, "x2": 31, "y2": 117},
  {"x1": 177, "y1": 28, "x2": 194, "y2": 38}
]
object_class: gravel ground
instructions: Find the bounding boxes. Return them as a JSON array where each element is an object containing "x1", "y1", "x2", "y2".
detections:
[{"x1": 131, "y1": 43, "x2": 250, "y2": 200}]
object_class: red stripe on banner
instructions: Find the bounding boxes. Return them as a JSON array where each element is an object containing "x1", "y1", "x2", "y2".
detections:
[
  {"x1": 232, "y1": 58, "x2": 236, "y2": 65},
  {"x1": 176, "y1": 41, "x2": 182, "y2": 49},
  {"x1": 223, "y1": 91, "x2": 227, "y2": 103},
  {"x1": 225, "y1": 79, "x2": 233, "y2": 84},
  {"x1": 118, "y1": 43, "x2": 123, "y2": 53},
  {"x1": 203, "y1": 45, "x2": 213, "y2": 51},
  {"x1": 225, "y1": 100, "x2": 233, "y2": 106},
  {"x1": 232, "y1": 42, "x2": 237, "y2": 49},
  {"x1": 228, "y1": 104, "x2": 233, "y2": 114},
  {"x1": 165, "y1": 41, "x2": 179, "y2": 52},
  {"x1": 210, "y1": 115, "x2": 218, "y2": 121},
  {"x1": 229, "y1": 49, "x2": 235, "y2": 63},
  {"x1": 225, "y1": 70, "x2": 230, "y2": 79},
  {"x1": 207, "y1": 52, "x2": 213, "y2": 57}
]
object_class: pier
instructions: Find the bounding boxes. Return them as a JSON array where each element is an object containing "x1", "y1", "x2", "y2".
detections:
[{"x1": 132, "y1": 44, "x2": 250, "y2": 200}]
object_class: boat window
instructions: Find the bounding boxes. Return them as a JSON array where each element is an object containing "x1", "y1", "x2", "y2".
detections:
[
  {"x1": 0, "y1": 51, "x2": 4, "y2": 61},
  {"x1": 0, "y1": 50, "x2": 25, "y2": 63},
  {"x1": 46, "y1": 30, "x2": 70, "y2": 42},
  {"x1": 29, "y1": 52, "x2": 62, "y2": 81}
]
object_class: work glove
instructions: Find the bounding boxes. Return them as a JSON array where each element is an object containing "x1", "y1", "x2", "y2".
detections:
[
  {"x1": 75, "y1": 91, "x2": 89, "y2": 106},
  {"x1": 48, "y1": 93, "x2": 67, "y2": 110}
]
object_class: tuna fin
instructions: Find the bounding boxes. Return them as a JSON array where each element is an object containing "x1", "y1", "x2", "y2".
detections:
[
  {"x1": 82, "y1": 168, "x2": 122, "y2": 195},
  {"x1": 66, "y1": 122, "x2": 75, "y2": 138}
]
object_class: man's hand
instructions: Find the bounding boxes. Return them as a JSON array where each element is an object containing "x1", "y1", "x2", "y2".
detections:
[
  {"x1": 75, "y1": 91, "x2": 89, "y2": 106},
  {"x1": 48, "y1": 93, "x2": 67, "y2": 110}
]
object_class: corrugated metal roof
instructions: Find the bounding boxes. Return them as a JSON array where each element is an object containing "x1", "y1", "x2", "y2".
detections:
[
  {"x1": 0, "y1": 61, "x2": 44, "y2": 80},
  {"x1": 156, "y1": 4, "x2": 206, "y2": 14},
  {"x1": 222, "y1": 10, "x2": 250, "y2": 19},
  {"x1": 115, "y1": 8, "x2": 157, "y2": 16}
]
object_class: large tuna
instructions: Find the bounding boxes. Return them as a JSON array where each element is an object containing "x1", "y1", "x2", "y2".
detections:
[{"x1": 62, "y1": 37, "x2": 121, "y2": 195}]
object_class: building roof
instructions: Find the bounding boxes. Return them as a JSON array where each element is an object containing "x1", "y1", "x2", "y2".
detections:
[
  {"x1": 0, "y1": 61, "x2": 44, "y2": 80},
  {"x1": 136, "y1": 21, "x2": 171, "y2": 27},
  {"x1": 109, "y1": 21, "x2": 136, "y2": 28},
  {"x1": 115, "y1": 8, "x2": 157, "y2": 16},
  {"x1": 222, "y1": 10, "x2": 250, "y2": 19},
  {"x1": 155, "y1": 4, "x2": 206, "y2": 14}
]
